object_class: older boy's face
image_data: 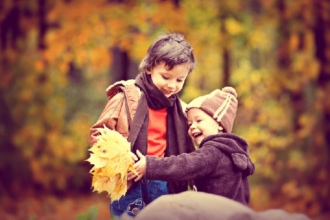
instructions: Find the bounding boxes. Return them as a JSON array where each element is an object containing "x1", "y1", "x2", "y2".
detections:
[
  {"x1": 187, "y1": 108, "x2": 221, "y2": 146},
  {"x1": 147, "y1": 62, "x2": 189, "y2": 98}
]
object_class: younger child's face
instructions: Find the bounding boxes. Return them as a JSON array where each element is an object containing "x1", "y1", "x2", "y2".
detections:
[
  {"x1": 147, "y1": 62, "x2": 189, "y2": 98},
  {"x1": 187, "y1": 108, "x2": 222, "y2": 146}
]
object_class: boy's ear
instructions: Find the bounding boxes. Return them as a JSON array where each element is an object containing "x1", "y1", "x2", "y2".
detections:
[
  {"x1": 218, "y1": 126, "x2": 224, "y2": 133},
  {"x1": 146, "y1": 67, "x2": 152, "y2": 74}
]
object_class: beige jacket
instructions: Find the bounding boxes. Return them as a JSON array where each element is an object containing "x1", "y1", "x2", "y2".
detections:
[
  {"x1": 89, "y1": 80, "x2": 141, "y2": 147},
  {"x1": 89, "y1": 79, "x2": 189, "y2": 192},
  {"x1": 89, "y1": 79, "x2": 187, "y2": 147}
]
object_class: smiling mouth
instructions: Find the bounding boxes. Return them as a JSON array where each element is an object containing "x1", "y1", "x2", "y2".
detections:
[
  {"x1": 162, "y1": 89, "x2": 173, "y2": 95},
  {"x1": 192, "y1": 132, "x2": 202, "y2": 138}
]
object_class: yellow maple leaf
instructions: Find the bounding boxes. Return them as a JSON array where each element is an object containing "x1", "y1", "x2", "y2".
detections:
[
  {"x1": 86, "y1": 125, "x2": 138, "y2": 202},
  {"x1": 86, "y1": 153, "x2": 108, "y2": 168}
]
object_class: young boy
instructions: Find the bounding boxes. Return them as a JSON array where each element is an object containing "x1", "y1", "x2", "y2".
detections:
[
  {"x1": 131, "y1": 87, "x2": 255, "y2": 205},
  {"x1": 88, "y1": 33, "x2": 196, "y2": 217}
]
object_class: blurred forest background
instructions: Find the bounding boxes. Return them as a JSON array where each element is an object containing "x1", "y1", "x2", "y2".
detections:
[{"x1": 0, "y1": 0, "x2": 330, "y2": 219}]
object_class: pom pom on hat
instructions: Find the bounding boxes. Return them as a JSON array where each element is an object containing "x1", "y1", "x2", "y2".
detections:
[
  {"x1": 222, "y1": 87, "x2": 237, "y2": 98},
  {"x1": 186, "y1": 87, "x2": 238, "y2": 133}
]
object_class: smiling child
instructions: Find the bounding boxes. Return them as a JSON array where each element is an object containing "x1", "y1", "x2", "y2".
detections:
[
  {"x1": 131, "y1": 87, "x2": 255, "y2": 205},
  {"x1": 89, "y1": 33, "x2": 196, "y2": 217}
]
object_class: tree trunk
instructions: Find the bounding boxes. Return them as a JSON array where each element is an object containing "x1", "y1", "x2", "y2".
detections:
[
  {"x1": 110, "y1": 47, "x2": 138, "y2": 83},
  {"x1": 277, "y1": 0, "x2": 305, "y2": 131},
  {"x1": 0, "y1": 2, "x2": 20, "y2": 50},
  {"x1": 38, "y1": 0, "x2": 47, "y2": 49},
  {"x1": 111, "y1": 47, "x2": 130, "y2": 83},
  {"x1": 219, "y1": 3, "x2": 230, "y2": 87},
  {"x1": 314, "y1": 0, "x2": 330, "y2": 213},
  {"x1": 222, "y1": 48, "x2": 230, "y2": 87}
]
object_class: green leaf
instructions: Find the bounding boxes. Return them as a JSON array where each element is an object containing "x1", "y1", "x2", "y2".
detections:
[{"x1": 75, "y1": 205, "x2": 98, "y2": 220}]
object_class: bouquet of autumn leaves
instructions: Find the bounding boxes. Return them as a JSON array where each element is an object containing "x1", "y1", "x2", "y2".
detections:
[{"x1": 86, "y1": 125, "x2": 138, "y2": 202}]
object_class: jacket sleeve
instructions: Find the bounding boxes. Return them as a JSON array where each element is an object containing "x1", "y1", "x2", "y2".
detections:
[
  {"x1": 145, "y1": 144, "x2": 222, "y2": 182},
  {"x1": 88, "y1": 92, "x2": 129, "y2": 147}
]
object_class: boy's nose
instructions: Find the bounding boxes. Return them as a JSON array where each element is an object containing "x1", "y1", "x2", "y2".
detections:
[
  {"x1": 167, "y1": 81, "x2": 175, "y2": 89},
  {"x1": 189, "y1": 123, "x2": 196, "y2": 130}
]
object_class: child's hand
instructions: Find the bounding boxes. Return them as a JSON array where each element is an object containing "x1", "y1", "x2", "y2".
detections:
[
  {"x1": 127, "y1": 152, "x2": 139, "y2": 181},
  {"x1": 132, "y1": 150, "x2": 146, "y2": 182},
  {"x1": 130, "y1": 152, "x2": 138, "y2": 163},
  {"x1": 127, "y1": 171, "x2": 138, "y2": 181}
]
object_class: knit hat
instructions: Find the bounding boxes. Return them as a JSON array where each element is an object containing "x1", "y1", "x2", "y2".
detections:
[{"x1": 186, "y1": 87, "x2": 238, "y2": 133}]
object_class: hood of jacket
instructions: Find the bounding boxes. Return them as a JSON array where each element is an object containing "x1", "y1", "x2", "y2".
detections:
[{"x1": 200, "y1": 133, "x2": 255, "y2": 177}]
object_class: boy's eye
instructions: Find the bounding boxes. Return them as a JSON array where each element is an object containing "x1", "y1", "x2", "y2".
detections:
[
  {"x1": 177, "y1": 79, "x2": 183, "y2": 82},
  {"x1": 162, "y1": 75, "x2": 169, "y2": 80},
  {"x1": 187, "y1": 123, "x2": 192, "y2": 128},
  {"x1": 197, "y1": 120, "x2": 202, "y2": 123}
]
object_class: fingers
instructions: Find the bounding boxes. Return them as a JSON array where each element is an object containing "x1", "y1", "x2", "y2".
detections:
[
  {"x1": 128, "y1": 160, "x2": 141, "y2": 181},
  {"x1": 130, "y1": 152, "x2": 138, "y2": 162},
  {"x1": 134, "y1": 173, "x2": 143, "y2": 182},
  {"x1": 128, "y1": 151, "x2": 146, "y2": 182},
  {"x1": 134, "y1": 163, "x2": 142, "y2": 174},
  {"x1": 136, "y1": 150, "x2": 144, "y2": 159},
  {"x1": 127, "y1": 171, "x2": 137, "y2": 181},
  {"x1": 128, "y1": 170, "x2": 143, "y2": 181}
]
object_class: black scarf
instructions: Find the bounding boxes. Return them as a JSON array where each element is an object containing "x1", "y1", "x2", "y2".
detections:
[{"x1": 129, "y1": 72, "x2": 195, "y2": 158}]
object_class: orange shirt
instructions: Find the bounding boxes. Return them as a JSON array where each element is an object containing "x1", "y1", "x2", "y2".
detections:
[{"x1": 147, "y1": 107, "x2": 167, "y2": 157}]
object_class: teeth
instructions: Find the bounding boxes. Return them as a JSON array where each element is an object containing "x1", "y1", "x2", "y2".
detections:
[{"x1": 193, "y1": 133, "x2": 202, "y2": 138}]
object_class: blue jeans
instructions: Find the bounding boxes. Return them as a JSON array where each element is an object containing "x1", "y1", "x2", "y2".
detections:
[{"x1": 110, "y1": 176, "x2": 169, "y2": 217}]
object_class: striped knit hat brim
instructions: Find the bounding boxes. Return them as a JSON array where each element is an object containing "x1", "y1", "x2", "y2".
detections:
[{"x1": 186, "y1": 87, "x2": 238, "y2": 133}]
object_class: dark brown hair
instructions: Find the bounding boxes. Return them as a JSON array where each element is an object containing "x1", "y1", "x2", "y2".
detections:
[{"x1": 139, "y1": 32, "x2": 196, "y2": 74}]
